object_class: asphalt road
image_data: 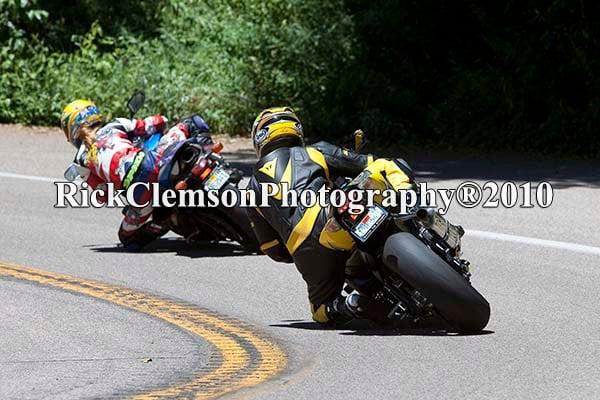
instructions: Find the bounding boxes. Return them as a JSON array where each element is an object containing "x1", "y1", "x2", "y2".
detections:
[
  {"x1": 0, "y1": 279, "x2": 209, "y2": 399},
  {"x1": 1, "y1": 129, "x2": 599, "y2": 399}
]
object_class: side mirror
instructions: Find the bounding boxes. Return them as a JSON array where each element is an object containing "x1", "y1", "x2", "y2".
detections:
[{"x1": 127, "y1": 91, "x2": 145, "y2": 118}]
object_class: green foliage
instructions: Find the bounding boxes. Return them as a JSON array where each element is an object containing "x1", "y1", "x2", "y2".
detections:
[
  {"x1": 0, "y1": 0, "x2": 599, "y2": 156},
  {"x1": 0, "y1": 0, "x2": 355, "y2": 136}
]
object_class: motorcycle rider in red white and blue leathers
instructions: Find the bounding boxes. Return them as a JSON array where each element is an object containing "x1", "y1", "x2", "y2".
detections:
[{"x1": 60, "y1": 99, "x2": 212, "y2": 250}]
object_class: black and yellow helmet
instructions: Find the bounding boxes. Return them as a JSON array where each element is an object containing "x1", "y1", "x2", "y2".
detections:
[{"x1": 251, "y1": 107, "x2": 303, "y2": 158}]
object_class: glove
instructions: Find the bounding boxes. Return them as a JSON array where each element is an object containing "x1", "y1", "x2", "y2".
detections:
[{"x1": 134, "y1": 115, "x2": 168, "y2": 136}]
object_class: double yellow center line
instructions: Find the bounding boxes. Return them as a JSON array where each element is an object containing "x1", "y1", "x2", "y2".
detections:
[{"x1": 0, "y1": 262, "x2": 286, "y2": 399}]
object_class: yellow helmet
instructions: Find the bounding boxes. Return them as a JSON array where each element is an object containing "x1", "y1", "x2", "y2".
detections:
[
  {"x1": 60, "y1": 99, "x2": 103, "y2": 147},
  {"x1": 251, "y1": 107, "x2": 303, "y2": 158}
]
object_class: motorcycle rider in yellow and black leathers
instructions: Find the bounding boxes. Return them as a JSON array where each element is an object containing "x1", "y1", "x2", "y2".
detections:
[{"x1": 247, "y1": 107, "x2": 416, "y2": 325}]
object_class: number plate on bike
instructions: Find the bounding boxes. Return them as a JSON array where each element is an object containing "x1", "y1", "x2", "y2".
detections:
[
  {"x1": 351, "y1": 205, "x2": 388, "y2": 242},
  {"x1": 203, "y1": 167, "x2": 230, "y2": 191}
]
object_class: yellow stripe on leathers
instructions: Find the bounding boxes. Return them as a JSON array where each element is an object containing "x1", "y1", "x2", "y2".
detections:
[
  {"x1": 0, "y1": 262, "x2": 286, "y2": 399},
  {"x1": 318, "y1": 218, "x2": 355, "y2": 251},
  {"x1": 306, "y1": 147, "x2": 330, "y2": 181},
  {"x1": 260, "y1": 239, "x2": 280, "y2": 252},
  {"x1": 286, "y1": 203, "x2": 322, "y2": 255}
]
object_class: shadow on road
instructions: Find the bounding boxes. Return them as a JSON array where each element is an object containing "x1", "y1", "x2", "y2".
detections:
[
  {"x1": 271, "y1": 320, "x2": 495, "y2": 337},
  {"x1": 409, "y1": 158, "x2": 600, "y2": 189},
  {"x1": 225, "y1": 149, "x2": 600, "y2": 189},
  {"x1": 87, "y1": 237, "x2": 258, "y2": 258},
  {"x1": 223, "y1": 149, "x2": 256, "y2": 177}
]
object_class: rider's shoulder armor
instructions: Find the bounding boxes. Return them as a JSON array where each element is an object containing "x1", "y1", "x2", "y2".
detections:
[{"x1": 254, "y1": 146, "x2": 328, "y2": 191}]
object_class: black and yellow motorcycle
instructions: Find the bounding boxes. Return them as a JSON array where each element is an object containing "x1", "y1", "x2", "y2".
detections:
[{"x1": 332, "y1": 133, "x2": 490, "y2": 333}]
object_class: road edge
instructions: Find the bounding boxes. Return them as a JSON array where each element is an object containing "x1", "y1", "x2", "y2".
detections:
[{"x1": 0, "y1": 262, "x2": 287, "y2": 399}]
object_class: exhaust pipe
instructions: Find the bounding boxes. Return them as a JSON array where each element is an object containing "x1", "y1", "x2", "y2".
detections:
[
  {"x1": 179, "y1": 147, "x2": 197, "y2": 165},
  {"x1": 416, "y1": 208, "x2": 464, "y2": 250}
]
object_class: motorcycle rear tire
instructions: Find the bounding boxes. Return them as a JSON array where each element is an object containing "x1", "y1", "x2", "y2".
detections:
[{"x1": 382, "y1": 233, "x2": 490, "y2": 333}]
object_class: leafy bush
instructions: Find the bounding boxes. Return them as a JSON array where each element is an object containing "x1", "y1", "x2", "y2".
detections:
[
  {"x1": 1, "y1": 0, "x2": 599, "y2": 156},
  {"x1": 0, "y1": 0, "x2": 355, "y2": 136}
]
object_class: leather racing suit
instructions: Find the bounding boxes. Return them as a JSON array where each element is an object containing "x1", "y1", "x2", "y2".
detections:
[
  {"x1": 77, "y1": 116, "x2": 210, "y2": 248},
  {"x1": 247, "y1": 141, "x2": 414, "y2": 323}
]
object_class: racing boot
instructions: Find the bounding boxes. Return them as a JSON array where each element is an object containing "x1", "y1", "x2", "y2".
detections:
[
  {"x1": 345, "y1": 290, "x2": 392, "y2": 326},
  {"x1": 311, "y1": 296, "x2": 352, "y2": 326},
  {"x1": 312, "y1": 291, "x2": 387, "y2": 327},
  {"x1": 118, "y1": 221, "x2": 169, "y2": 251}
]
